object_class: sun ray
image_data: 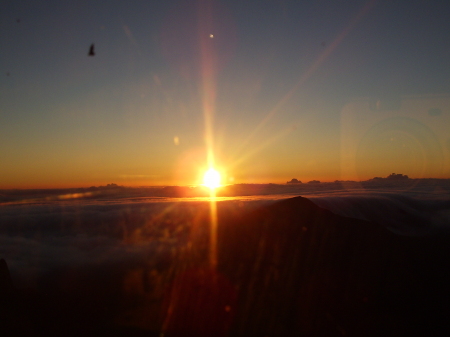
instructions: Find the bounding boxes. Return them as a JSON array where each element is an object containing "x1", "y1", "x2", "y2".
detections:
[
  {"x1": 228, "y1": 125, "x2": 296, "y2": 172},
  {"x1": 231, "y1": 0, "x2": 377, "y2": 161},
  {"x1": 198, "y1": 0, "x2": 219, "y2": 270}
]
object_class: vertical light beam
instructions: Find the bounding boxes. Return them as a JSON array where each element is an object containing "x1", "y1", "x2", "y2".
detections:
[{"x1": 198, "y1": 0, "x2": 218, "y2": 269}]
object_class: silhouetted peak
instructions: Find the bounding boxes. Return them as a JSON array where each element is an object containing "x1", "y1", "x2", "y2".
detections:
[
  {"x1": 286, "y1": 178, "x2": 301, "y2": 184},
  {"x1": 370, "y1": 173, "x2": 410, "y2": 181},
  {"x1": 307, "y1": 180, "x2": 320, "y2": 184},
  {"x1": 269, "y1": 195, "x2": 320, "y2": 212},
  {"x1": 263, "y1": 196, "x2": 332, "y2": 219},
  {"x1": 387, "y1": 173, "x2": 409, "y2": 180}
]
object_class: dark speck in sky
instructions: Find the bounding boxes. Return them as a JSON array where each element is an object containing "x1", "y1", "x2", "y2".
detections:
[{"x1": 88, "y1": 44, "x2": 95, "y2": 56}]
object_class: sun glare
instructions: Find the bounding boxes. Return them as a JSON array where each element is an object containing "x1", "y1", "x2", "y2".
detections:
[{"x1": 203, "y1": 168, "x2": 221, "y2": 189}]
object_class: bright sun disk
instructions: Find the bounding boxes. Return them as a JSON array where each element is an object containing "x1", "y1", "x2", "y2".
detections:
[{"x1": 203, "y1": 168, "x2": 221, "y2": 189}]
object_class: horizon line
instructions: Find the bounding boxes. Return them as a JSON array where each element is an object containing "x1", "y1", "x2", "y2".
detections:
[{"x1": 2, "y1": 176, "x2": 450, "y2": 191}]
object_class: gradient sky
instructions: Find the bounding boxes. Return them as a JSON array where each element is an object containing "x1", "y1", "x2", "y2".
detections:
[{"x1": 1, "y1": 0, "x2": 450, "y2": 188}]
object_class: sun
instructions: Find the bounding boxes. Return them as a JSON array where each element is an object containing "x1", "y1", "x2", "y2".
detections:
[{"x1": 203, "y1": 168, "x2": 221, "y2": 189}]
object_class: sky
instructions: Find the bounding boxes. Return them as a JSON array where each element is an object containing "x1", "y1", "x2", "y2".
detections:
[{"x1": 1, "y1": 0, "x2": 450, "y2": 188}]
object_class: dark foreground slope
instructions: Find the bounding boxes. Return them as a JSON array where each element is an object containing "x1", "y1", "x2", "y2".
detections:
[
  {"x1": 226, "y1": 197, "x2": 450, "y2": 336},
  {"x1": 2, "y1": 196, "x2": 450, "y2": 336},
  {"x1": 166, "y1": 197, "x2": 450, "y2": 336}
]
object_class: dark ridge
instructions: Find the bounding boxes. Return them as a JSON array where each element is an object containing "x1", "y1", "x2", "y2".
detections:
[
  {"x1": 160, "y1": 196, "x2": 450, "y2": 336},
  {"x1": 214, "y1": 196, "x2": 450, "y2": 336},
  {"x1": 2, "y1": 196, "x2": 450, "y2": 336},
  {"x1": 216, "y1": 196, "x2": 396, "y2": 336}
]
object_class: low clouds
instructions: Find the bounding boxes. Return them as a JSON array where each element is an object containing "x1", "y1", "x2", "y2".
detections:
[
  {"x1": 0, "y1": 202, "x2": 197, "y2": 288},
  {"x1": 310, "y1": 194, "x2": 450, "y2": 236},
  {"x1": 1, "y1": 184, "x2": 450, "y2": 289}
]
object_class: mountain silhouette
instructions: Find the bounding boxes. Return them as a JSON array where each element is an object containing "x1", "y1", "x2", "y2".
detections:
[
  {"x1": 2, "y1": 196, "x2": 450, "y2": 336},
  {"x1": 164, "y1": 196, "x2": 450, "y2": 336}
]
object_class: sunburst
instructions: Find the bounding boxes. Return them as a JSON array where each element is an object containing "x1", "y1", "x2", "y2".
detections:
[{"x1": 203, "y1": 168, "x2": 221, "y2": 189}]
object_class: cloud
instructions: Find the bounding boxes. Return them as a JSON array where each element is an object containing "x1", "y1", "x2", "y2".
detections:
[
  {"x1": 310, "y1": 194, "x2": 450, "y2": 236},
  {"x1": 1, "y1": 184, "x2": 449, "y2": 290}
]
